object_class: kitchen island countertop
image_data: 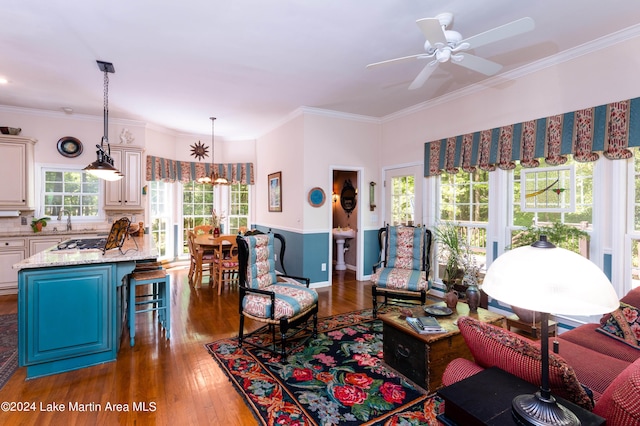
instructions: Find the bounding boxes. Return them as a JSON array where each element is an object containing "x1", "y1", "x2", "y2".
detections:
[{"x1": 13, "y1": 234, "x2": 157, "y2": 270}]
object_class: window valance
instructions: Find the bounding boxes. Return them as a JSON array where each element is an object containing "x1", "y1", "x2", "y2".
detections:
[
  {"x1": 146, "y1": 156, "x2": 255, "y2": 184},
  {"x1": 424, "y1": 97, "x2": 640, "y2": 177}
]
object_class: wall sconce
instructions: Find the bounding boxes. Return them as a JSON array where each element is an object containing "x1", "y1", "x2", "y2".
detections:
[
  {"x1": 369, "y1": 182, "x2": 376, "y2": 211},
  {"x1": 332, "y1": 192, "x2": 338, "y2": 203}
]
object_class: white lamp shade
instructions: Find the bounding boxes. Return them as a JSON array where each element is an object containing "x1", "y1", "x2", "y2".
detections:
[{"x1": 482, "y1": 244, "x2": 619, "y2": 316}]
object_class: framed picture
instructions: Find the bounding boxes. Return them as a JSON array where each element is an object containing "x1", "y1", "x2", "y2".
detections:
[{"x1": 268, "y1": 171, "x2": 282, "y2": 212}]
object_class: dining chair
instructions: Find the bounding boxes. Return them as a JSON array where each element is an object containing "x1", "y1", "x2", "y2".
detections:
[
  {"x1": 193, "y1": 225, "x2": 212, "y2": 236},
  {"x1": 187, "y1": 230, "x2": 215, "y2": 287},
  {"x1": 212, "y1": 235, "x2": 240, "y2": 295},
  {"x1": 371, "y1": 224, "x2": 433, "y2": 317}
]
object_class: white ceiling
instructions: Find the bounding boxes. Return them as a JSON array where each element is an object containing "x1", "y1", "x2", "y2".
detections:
[{"x1": 2, "y1": 1, "x2": 640, "y2": 140}]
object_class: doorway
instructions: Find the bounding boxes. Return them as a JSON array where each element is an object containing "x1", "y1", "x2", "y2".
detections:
[{"x1": 331, "y1": 168, "x2": 362, "y2": 280}]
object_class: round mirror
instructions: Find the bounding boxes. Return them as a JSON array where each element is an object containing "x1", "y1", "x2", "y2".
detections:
[{"x1": 340, "y1": 180, "x2": 357, "y2": 216}]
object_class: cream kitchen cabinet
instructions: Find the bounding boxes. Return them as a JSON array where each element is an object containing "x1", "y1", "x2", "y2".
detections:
[
  {"x1": 104, "y1": 146, "x2": 143, "y2": 210},
  {"x1": 0, "y1": 237, "x2": 26, "y2": 295},
  {"x1": 0, "y1": 135, "x2": 37, "y2": 210}
]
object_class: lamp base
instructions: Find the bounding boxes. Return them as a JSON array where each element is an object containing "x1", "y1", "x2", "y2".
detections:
[{"x1": 512, "y1": 392, "x2": 580, "y2": 426}]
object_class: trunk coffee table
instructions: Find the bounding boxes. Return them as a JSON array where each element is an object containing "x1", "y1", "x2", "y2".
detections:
[{"x1": 379, "y1": 301, "x2": 505, "y2": 394}]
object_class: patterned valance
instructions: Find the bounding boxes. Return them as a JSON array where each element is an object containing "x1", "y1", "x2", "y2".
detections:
[
  {"x1": 146, "y1": 156, "x2": 255, "y2": 184},
  {"x1": 424, "y1": 97, "x2": 640, "y2": 176}
]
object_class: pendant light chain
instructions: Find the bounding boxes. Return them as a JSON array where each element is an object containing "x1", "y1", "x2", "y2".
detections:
[
  {"x1": 103, "y1": 70, "x2": 109, "y2": 148},
  {"x1": 211, "y1": 117, "x2": 216, "y2": 179}
]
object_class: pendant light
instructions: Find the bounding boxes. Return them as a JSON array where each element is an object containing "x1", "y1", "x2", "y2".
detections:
[
  {"x1": 197, "y1": 117, "x2": 228, "y2": 185},
  {"x1": 84, "y1": 60, "x2": 123, "y2": 181}
]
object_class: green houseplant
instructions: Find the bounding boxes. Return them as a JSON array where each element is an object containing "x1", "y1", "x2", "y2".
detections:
[
  {"x1": 435, "y1": 222, "x2": 465, "y2": 293},
  {"x1": 31, "y1": 217, "x2": 50, "y2": 233}
]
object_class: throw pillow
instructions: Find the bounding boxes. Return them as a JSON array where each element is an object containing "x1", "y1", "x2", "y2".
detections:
[
  {"x1": 457, "y1": 316, "x2": 594, "y2": 411},
  {"x1": 597, "y1": 302, "x2": 640, "y2": 349}
]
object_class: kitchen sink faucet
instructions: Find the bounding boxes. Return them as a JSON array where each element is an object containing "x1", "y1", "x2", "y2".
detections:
[{"x1": 57, "y1": 209, "x2": 72, "y2": 231}]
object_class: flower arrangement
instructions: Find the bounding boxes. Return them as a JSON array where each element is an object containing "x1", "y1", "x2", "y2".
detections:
[
  {"x1": 211, "y1": 209, "x2": 225, "y2": 230},
  {"x1": 458, "y1": 245, "x2": 482, "y2": 288}
]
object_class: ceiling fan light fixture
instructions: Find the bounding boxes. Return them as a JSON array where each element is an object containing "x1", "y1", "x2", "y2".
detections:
[{"x1": 436, "y1": 49, "x2": 451, "y2": 63}]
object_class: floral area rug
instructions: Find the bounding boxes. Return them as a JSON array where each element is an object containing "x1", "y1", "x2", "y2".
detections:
[
  {"x1": 205, "y1": 309, "x2": 443, "y2": 425},
  {"x1": 0, "y1": 313, "x2": 18, "y2": 391}
]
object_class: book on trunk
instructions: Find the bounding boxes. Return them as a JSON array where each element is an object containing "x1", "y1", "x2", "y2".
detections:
[{"x1": 406, "y1": 316, "x2": 446, "y2": 334}]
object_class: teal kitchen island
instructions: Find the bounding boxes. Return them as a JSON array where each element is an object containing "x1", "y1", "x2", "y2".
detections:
[{"x1": 13, "y1": 235, "x2": 158, "y2": 379}]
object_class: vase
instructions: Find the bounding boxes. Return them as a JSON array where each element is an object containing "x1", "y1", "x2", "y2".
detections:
[
  {"x1": 465, "y1": 284, "x2": 480, "y2": 313},
  {"x1": 213, "y1": 227, "x2": 220, "y2": 238},
  {"x1": 444, "y1": 290, "x2": 459, "y2": 309}
]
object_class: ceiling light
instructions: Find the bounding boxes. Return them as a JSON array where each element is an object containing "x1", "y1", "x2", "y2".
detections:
[
  {"x1": 84, "y1": 60, "x2": 123, "y2": 182},
  {"x1": 0, "y1": 78, "x2": 8, "y2": 85}
]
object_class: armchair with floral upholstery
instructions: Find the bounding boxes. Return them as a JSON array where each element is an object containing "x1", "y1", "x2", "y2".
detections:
[
  {"x1": 236, "y1": 232, "x2": 318, "y2": 357},
  {"x1": 371, "y1": 225, "x2": 433, "y2": 317}
]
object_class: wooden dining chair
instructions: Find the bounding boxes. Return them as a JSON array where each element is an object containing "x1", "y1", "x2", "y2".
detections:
[
  {"x1": 193, "y1": 225, "x2": 212, "y2": 236},
  {"x1": 212, "y1": 235, "x2": 240, "y2": 295},
  {"x1": 187, "y1": 230, "x2": 215, "y2": 287}
]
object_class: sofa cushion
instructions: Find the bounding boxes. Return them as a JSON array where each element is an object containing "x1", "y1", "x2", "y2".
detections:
[
  {"x1": 597, "y1": 302, "x2": 640, "y2": 350},
  {"x1": 593, "y1": 357, "x2": 640, "y2": 423},
  {"x1": 553, "y1": 336, "x2": 631, "y2": 401},
  {"x1": 600, "y1": 286, "x2": 640, "y2": 325},
  {"x1": 559, "y1": 323, "x2": 640, "y2": 364},
  {"x1": 457, "y1": 316, "x2": 594, "y2": 410}
]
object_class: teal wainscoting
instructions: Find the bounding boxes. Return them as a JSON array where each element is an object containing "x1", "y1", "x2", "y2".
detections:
[
  {"x1": 254, "y1": 226, "x2": 329, "y2": 283},
  {"x1": 363, "y1": 228, "x2": 381, "y2": 276}
]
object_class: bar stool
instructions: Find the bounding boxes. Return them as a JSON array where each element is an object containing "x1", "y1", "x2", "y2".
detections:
[{"x1": 128, "y1": 268, "x2": 170, "y2": 346}]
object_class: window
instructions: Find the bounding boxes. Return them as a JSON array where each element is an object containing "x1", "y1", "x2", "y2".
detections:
[
  {"x1": 149, "y1": 181, "x2": 172, "y2": 258},
  {"x1": 630, "y1": 150, "x2": 640, "y2": 287},
  {"x1": 42, "y1": 169, "x2": 100, "y2": 218},
  {"x1": 390, "y1": 175, "x2": 415, "y2": 225},
  {"x1": 182, "y1": 181, "x2": 214, "y2": 255},
  {"x1": 437, "y1": 170, "x2": 490, "y2": 280},
  {"x1": 227, "y1": 183, "x2": 249, "y2": 235},
  {"x1": 511, "y1": 158, "x2": 593, "y2": 250}
]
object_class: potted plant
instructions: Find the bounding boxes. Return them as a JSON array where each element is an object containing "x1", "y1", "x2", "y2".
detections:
[
  {"x1": 435, "y1": 222, "x2": 465, "y2": 307},
  {"x1": 31, "y1": 217, "x2": 50, "y2": 233}
]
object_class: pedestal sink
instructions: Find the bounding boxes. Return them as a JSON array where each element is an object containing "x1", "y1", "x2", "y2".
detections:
[{"x1": 333, "y1": 228, "x2": 355, "y2": 271}]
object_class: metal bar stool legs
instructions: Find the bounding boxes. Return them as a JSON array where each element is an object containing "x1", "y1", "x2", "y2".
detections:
[{"x1": 128, "y1": 269, "x2": 171, "y2": 346}]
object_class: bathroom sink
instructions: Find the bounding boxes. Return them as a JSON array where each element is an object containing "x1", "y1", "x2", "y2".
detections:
[{"x1": 332, "y1": 228, "x2": 355, "y2": 239}]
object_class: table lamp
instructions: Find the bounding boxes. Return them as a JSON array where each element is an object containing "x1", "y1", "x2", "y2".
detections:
[{"x1": 482, "y1": 235, "x2": 619, "y2": 426}]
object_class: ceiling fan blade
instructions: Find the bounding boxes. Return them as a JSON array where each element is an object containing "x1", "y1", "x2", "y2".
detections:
[
  {"x1": 366, "y1": 53, "x2": 430, "y2": 69},
  {"x1": 408, "y1": 61, "x2": 439, "y2": 90},
  {"x1": 461, "y1": 17, "x2": 535, "y2": 49},
  {"x1": 416, "y1": 18, "x2": 447, "y2": 45},
  {"x1": 452, "y1": 53, "x2": 502, "y2": 75}
]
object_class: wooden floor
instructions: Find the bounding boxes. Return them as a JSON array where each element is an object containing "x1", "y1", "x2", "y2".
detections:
[{"x1": 0, "y1": 266, "x2": 375, "y2": 425}]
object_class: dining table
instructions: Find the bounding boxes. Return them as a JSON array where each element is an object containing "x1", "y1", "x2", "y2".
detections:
[{"x1": 193, "y1": 234, "x2": 236, "y2": 287}]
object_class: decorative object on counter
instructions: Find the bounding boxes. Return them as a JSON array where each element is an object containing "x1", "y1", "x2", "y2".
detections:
[
  {"x1": 196, "y1": 117, "x2": 228, "y2": 185},
  {"x1": 30, "y1": 217, "x2": 50, "y2": 233},
  {"x1": 83, "y1": 60, "x2": 123, "y2": 182},
  {"x1": 104, "y1": 217, "x2": 133, "y2": 254},
  {"x1": 56, "y1": 136, "x2": 83, "y2": 158},
  {"x1": 307, "y1": 187, "x2": 325, "y2": 207},
  {"x1": 0, "y1": 127, "x2": 21, "y2": 135},
  {"x1": 482, "y1": 235, "x2": 618, "y2": 426}
]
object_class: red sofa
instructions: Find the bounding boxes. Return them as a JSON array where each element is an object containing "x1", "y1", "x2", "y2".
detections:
[{"x1": 442, "y1": 287, "x2": 640, "y2": 424}]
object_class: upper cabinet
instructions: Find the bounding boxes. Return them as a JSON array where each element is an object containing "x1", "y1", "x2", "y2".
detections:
[
  {"x1": 104, "y1": 146, "x2": 143, "y2": 210},
  {"x1": 0, "y1": 135, "x2": 37, "y2": 211}
]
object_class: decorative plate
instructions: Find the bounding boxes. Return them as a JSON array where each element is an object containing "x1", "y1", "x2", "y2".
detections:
[
  {"x1": 57, "y1": 136, "x2": 83, "y2": 158},
  {"x1": 308, "y1": 187, "x2": 326, "y2": 207},
  {"x1": 423, "y1": 305, "x2": 453, "y2": 316}
]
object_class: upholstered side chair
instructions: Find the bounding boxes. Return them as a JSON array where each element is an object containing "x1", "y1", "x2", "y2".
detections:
[
  {"x1": 371, "y1": 225, "x2": 433, "y2": 317},
  {"x1": 236, "y1": 232, "x2": 318, "y2": 357}
]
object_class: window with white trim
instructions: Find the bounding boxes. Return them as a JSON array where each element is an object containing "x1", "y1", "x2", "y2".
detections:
[{"x1": 42, "y1": 168, "x2": 100, "y2": 218}]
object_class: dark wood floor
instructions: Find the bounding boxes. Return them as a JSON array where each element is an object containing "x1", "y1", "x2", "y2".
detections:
[{"x1": 0, "y1": 266, "x2": 374, "y2": 425}]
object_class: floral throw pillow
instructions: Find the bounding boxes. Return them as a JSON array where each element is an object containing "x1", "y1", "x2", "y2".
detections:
[{"x1": 597, "y1": 302, "x2": 640, "y2": 350}]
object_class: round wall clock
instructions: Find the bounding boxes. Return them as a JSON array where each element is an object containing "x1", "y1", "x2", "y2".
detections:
[
  {"x1": 308, "y1": 187, "x2": 326, "y2": 207},
  {"x1": 57, "y1": 136, "x2": 83, "y2": 158}
]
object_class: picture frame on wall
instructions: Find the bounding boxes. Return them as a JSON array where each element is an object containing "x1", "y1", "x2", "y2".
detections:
[{"x1": 268, "y1": 171, "x2": 282, "y2": 212}]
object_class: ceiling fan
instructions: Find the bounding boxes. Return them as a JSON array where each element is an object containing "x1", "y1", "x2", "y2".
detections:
[{"x1": 366, "y1": 13, "x2": 535, "y2": 90}]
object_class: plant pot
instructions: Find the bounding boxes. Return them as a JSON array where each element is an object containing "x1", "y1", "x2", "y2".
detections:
[
  {"x1": 465, "y1": 284, "x2": 480, "y2": 313},
  {"x1": 444, "y1": 291, "x2": 459, "y2": 309}
]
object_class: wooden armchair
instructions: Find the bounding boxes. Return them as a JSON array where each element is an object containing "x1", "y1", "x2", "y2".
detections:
[
  {"x1": 237, "y1": 232, "x2": 318, "y2": 357},
  {"x1": 371, "y1": 225, "x2": 433, "y2": 317}
]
